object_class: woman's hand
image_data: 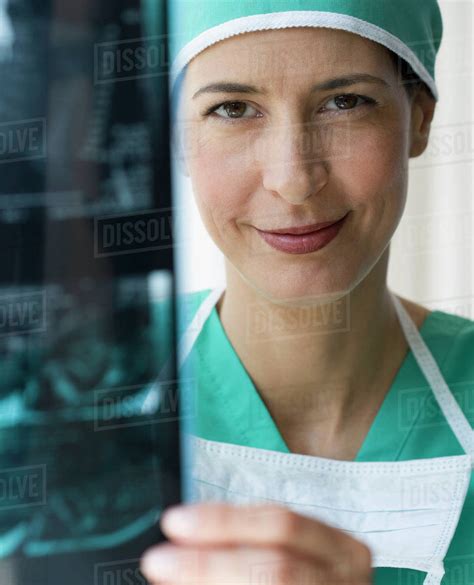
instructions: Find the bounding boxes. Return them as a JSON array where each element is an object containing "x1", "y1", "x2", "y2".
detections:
[{"x1": 140, "y1": 503, "x2": 373, "y2": 585}]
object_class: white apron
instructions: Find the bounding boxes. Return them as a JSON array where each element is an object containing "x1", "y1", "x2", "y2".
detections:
[{"x1": 176, "y1": 287, "x2": 473, "y2": 585}]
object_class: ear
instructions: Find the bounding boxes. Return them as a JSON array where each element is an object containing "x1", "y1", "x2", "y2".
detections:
[{"x1": 409, "y1": 88, "x2": 436, "y2": 158}]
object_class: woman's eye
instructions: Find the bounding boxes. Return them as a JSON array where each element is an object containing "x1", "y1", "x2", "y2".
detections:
[
  {"x1": 204, "y1": 94, "x2": 376, "y2": 122},
  {"x1": 205, "y1": 101, "x2": 260, "y2": 120},
  {"x1": 322, "y1": 94, "x2": 375, "y2": 112}
]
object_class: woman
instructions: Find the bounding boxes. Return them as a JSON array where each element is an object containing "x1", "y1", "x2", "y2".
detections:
[{"x1": 142, "y1": 2, "x2": 474, "y2": 584}]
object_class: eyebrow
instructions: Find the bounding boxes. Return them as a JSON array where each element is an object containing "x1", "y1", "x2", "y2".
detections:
[{"x1": 192, "y1": 74, "x2": 389, "y2": 99}]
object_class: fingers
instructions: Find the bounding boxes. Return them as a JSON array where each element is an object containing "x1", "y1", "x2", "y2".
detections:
[
  {"x1": 158, "y1": 503, "x2": 372, "y2": 580},
  {"x1": 141, "y1": 542, "x2": 366, "y2": 585}
]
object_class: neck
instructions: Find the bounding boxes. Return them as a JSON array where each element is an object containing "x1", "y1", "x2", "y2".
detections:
[{"x1": 216, "y1": 249, "x2": 405, "y2": 427}]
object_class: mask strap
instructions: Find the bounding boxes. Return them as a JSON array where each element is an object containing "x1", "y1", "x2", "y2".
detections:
[
  {"x1": 162, "y1": 286, "x2": 474, "y2": 458},
  {"x1": 422, "y1": 561, "x2": 445, "y2": 585},
  {"x1": 391, "y1": 291, "x2": 474, "y2": 458},
  {"x1": 142, "y1": 286, "x2": 225, "y2": 415},
  {"x1": 177, "y1": 286, "x2": 226, "y2": 368}
]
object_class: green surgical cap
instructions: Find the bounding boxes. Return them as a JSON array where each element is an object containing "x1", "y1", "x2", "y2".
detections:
[{"x1": 168, "y1": 0, "x2": 443, "y2": 100}]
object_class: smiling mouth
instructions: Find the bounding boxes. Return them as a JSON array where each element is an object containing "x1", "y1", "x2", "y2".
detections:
[
  {"x1": 254, "y1": 212, "x2": 350, "y2": 255},
  {"x1": 259, "y1": 214, "x2": 349, "y2": 236}
]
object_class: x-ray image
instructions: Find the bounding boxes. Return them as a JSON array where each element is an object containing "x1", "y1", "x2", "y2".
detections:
[{"x1": 0, "y1": 0, "x2": 180, "y2": 583}]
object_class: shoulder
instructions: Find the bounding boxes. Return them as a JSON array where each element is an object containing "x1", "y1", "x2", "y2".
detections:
[
  {"x1": 388, "y1": 293, "x2": 473, "y2": 429},
  {"x1": 424, "y1": 308, "x2": 474, "y2": 426},
  {"x1": 424, "y1": 306, "x2": 474, "y2": 342},
  {"x1": 437, "y1": 310, "x2": 474, "y2": 365},
  {"x1": 398, "y1": 293, "x2": 474, "y2": 341}
]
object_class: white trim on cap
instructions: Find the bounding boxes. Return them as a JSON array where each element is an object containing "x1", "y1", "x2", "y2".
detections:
[{"x1": 170, "y1": 10, "x2": 438, "y2": 100}]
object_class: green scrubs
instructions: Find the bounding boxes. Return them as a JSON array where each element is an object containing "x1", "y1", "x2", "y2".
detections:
[{"x1": 178, "y1": 289, "x2": 474, "y2": 585}]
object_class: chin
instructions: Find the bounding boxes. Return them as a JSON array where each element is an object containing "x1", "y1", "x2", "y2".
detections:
[{"x1": 250, "y1": 271, "x2": 355, "y2": 308}]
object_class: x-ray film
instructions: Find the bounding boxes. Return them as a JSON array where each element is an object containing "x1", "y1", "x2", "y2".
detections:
[{"x1": 0, "y1": 0, "x2": 179, "y2": 583}]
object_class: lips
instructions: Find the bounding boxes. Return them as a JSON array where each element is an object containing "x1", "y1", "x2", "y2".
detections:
[
  {"x1": 262, "y1": 216, "x2": 347, "y2": 235},
  {"x1": 254, "y1": 213, "x2": 349, "y2": 255}
]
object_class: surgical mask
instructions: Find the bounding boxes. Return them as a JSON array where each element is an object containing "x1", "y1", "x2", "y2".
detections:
[{"x1": 177, "y1": 287, "x2": 473, "y2": 585}]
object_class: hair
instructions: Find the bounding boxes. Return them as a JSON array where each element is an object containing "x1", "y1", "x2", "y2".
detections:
[{"x1": 387, "y1": 49, "x2": 432, "y2": 100}]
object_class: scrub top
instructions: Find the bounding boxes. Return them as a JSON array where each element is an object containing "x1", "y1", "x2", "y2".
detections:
[{"x1": 176, "y1": 289, "x2": 474, "y2": 585}]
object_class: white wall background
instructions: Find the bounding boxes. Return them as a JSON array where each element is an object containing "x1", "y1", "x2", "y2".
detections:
[{"x1": 173, "y1": 0, "x2": 474, "y2": 319}]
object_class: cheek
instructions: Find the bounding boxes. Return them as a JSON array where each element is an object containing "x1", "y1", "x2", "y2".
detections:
[
  {"x1": 337, "y1": 121, "x2": 409, "y2": 219},
  {"x1": 186, "y1": 133, "x2": 257, "y2": 243}
]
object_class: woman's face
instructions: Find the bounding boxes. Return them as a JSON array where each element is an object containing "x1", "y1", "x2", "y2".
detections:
[{"x1": 176, "y1": 27, "x2": 428, "y2": 303}]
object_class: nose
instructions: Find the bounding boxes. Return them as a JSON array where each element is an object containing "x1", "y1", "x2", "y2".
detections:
[{"x1": 260, "y1": 118, "x2": 329, "y2": 205}]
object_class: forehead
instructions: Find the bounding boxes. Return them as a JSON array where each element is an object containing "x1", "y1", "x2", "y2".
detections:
[{"x1": 185, "y1": 27, "x2": 392, "y2": 88}]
